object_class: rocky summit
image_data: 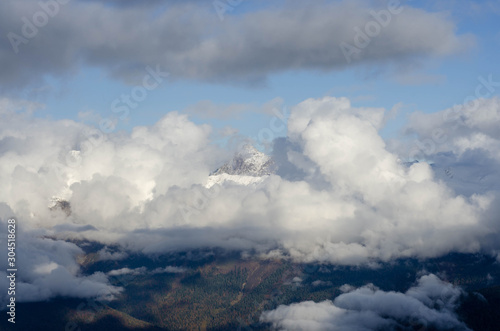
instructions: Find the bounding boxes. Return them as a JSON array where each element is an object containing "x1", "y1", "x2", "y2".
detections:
[{"x1": 211, "y1": 145, "x2": 276, "y2": 177}]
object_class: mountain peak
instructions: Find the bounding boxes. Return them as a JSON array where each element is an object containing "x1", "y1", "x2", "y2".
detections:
[{"x1": 212, "y1": 145, "x2": 275, "y2": 177}]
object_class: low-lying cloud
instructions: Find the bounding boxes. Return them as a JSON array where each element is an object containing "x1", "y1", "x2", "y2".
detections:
[
  {"x1": 260, "y1": 274, "x2": 470, "y2": 331},
  {"x1": 0, "y1": 207, "x2": 121, "y2": 306}
]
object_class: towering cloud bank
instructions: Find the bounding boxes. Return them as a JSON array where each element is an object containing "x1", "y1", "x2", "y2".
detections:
[
  {"x1": 0, "y1": 0, "x2": 472, "y2": 89},
  {"x1": 398, "y1": 97, "x2": 500, "y2": 197},
  {"x1": 0, "y1": 95, "x2": 499, "y2": 303}
]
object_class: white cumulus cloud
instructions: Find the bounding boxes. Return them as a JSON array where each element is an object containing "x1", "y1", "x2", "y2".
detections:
[{"x1": 260, "y1": 274, "x2": 470, "y2": 331}]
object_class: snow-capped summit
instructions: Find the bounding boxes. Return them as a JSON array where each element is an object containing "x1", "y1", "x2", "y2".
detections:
[
  {"x1": 206, "y1": 145, "x2": 275, "y2": 188},
  {"x1": 212, "y1": 144, "x2": 275, "y2": 177}
]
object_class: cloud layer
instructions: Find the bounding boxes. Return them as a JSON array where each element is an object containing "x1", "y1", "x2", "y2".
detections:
[{"x1": 0, "y1": 0, "x2": 473, "y2": 89}]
